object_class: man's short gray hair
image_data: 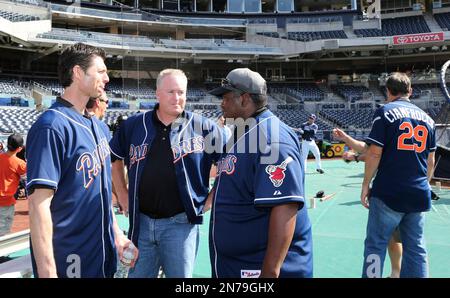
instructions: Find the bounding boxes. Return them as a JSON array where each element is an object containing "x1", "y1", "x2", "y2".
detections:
[{"x1": 156, "y1": 69, "x2": 187, "y2": 88}]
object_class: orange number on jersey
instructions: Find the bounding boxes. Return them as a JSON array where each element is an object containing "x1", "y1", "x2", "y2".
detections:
[{"x1": 397, "y1": 122, "x2": 428, "y2": 153}]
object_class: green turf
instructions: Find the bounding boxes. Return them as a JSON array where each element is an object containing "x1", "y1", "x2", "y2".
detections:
[{"x1": 94, "y1": 159, "x2": 450, "y2": 277}]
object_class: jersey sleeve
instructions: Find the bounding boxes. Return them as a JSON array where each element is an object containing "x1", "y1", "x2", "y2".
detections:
[
  {"x1": 366, "y1": 108, "x2": 386, "y2": 147},
  {"x1": 254, "y1": 142, "x2": 305, "y2": 208},
  {"x1": 109, "y1": 121, "x2": 128, "y2": 161},
  {"x1": 26, "y1": 128, "x2": 64, "y2": 191},
  {"x1": 428, "y1": 123, "x2": 437, "y2": 152}
]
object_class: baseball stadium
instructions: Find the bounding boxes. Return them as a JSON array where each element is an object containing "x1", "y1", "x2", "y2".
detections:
[{"x1": 0, "y1": 0, "x2": 449, "y2": 279}]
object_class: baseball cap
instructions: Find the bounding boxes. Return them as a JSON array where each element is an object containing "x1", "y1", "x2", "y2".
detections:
[
  {"x1": 209, "y1": 68, "x2": 267, "y2": 96},
  {"x1": 309, "y1": 114, "x2": 316, "y2": 120},
  {"x1": 7, "y1": 133, "x2": 24, "y2": 151}
]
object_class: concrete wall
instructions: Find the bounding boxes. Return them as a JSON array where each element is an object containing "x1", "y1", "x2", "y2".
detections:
[
  {"x1": 353, "y1": 19, "x2": 380, "y2": 30},
  {"x1": 286, "y1": 21, "x2": 343, "y2": 32},
  {"x1": 0, "y1": 18, "x2": 51, "y2": 40},
  {"x1": 0, "y1": 1, "x2": 49, "y2": 19}
]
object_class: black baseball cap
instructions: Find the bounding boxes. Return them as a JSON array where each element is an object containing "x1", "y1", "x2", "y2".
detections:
[{"x1": 7, "y1": 133, "x2": 24, "y2": 151}]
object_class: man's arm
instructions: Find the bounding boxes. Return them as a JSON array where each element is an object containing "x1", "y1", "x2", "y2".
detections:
[
  {"x1": 260, "y1": 203, "x2": 299, "y2": 278},
  {"x1": 361, "y1": 144, "x2": 382, "y2": 208},
  {"x1": 111, "y1": 160, "x2": 129, "y2": 215},
  {"x1": 110, "y1": 204, "x2": 138, "y2": 267},
  {"x1": 332, "y1": 128, "x2": 367, "y2": 153},
  {"x1": 29, "y1": 188, "x2": 57, "y2": 278},
  {"x1": 427, "y1": 151, "x2": 435, "y2": 182}
]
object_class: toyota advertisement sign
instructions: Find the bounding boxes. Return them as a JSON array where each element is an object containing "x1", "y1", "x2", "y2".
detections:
[{"x1": 393, "y1": 32, "x2": 444, "y2": 45}]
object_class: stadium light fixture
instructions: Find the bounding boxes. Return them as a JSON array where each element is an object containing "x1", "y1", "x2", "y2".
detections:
[
  {"x1": 432, "y1": 46, "x2": 439, "y2": 51},
  {"x1": 441, "y1": 45, "x2": 447, "y2": 51},
  {"x1": 227, "y1": 59, "x2": 233, "y2": 63},
  {"x1": 419, "y1": 47, "x2": 426, "y2": 52}
]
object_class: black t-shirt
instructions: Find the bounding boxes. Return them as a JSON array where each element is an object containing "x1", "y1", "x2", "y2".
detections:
[{"x1": 138, "y1": 110, "x2": 185, "y2": 218}]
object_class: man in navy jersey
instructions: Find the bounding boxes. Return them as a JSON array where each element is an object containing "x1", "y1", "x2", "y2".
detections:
[
  {"x1": 27, "y1": 43, "x2": 136, "y2": 278},
  {"x1": 361, "y1": 72, "x2": 436, "y2": 278},
  {"x1": 110, "y1": 69, "x2": 224, "y2": 278},
  {"x1": 299, "y1": 114, "x2": 324, "y2": 174},
  {"x1": 208, "y1": 68, "x2": 313, "y2": 278}
]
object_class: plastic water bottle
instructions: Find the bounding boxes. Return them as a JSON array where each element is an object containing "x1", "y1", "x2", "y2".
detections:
[{"x1": 114, "y1": 243, "x2": 136, "y2": 278}]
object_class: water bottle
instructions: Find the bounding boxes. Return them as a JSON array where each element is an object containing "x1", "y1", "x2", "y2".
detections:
[{"x1": 114, "y1": 243, "x2": 136, "y2": 278}]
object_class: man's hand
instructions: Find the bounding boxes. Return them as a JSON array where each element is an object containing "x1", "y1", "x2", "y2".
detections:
[
  {"x1": 332, "y1": 128, "x2": 348, "y2": 142},
  {"x1": 342, "y1": 151, "x2": 356, "y2": 162},
  {"x1": 116, "y1": 190, "x2": 129, "y2": 217},
  {"x1": 203, "y1": 188, "x2": 215, "y2": 213},
  {"x1": 360, "y1": 184, "x2": 370, "y2": 209},
  {"x1": 115, "y1": 235, "x2": 139, "y2": 268}
]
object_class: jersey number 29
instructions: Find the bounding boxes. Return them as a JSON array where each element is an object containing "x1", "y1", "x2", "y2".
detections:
[{"x1": 397, "y1": 122, "x2": 428, "y2": 153}]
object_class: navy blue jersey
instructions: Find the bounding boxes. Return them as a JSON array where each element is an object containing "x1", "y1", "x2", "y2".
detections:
[
  {"x1": 26, "y1": 102, "x2": 116, "y2": 278},
  {"x1": 109, "y1": 107, "x2": 225, "y2": 247},
  {"x1": 300, "y1": 122, "x2": 318, "y2": 141},
  {"x1": 210, "y1": 110, "x2": 313, "y2": 278},
  {"x1": 366, "y1": 99, "x2": 436, "y2": 213}
]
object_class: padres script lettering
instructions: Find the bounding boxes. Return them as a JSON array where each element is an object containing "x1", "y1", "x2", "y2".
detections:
[
  {"x1": 216, "y1": 155, "x2": 237, "y2": 176},
  {"x1": 76, "y1": 138, "x2": 111, "y2": 188},
  {"x1": 172, "y1": 136, "x2": 205, "y2": 163},
  {"x1": 129, "y1": 144, "x2": 148, "y2": 167}
]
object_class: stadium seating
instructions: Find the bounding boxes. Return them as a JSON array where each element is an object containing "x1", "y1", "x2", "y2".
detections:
[
  {"x1": 256, "y1": 32, "x2": 280, "y2": 38},
  {"x1": 283, "y1": 84, "x2": 326, "y2": 102},
  {"x1": 331, "y1": 85, "x2": 370, "y2": 102},
  {"x1": 0, "y1": 80, "x2": 27, "y2": 95},
  {"x1": 319, "y1": 108, "x2": 375, "y2": 129},
  {"x1": 286, "y1": 16, "x2": 343, "y2": 24},
  {"x1": 275, "y1": 107, "x2": 333, "y2": 132},
  {"x1": 0, "y1": 9, "x2": 41, "y2": 22},
  {"x1": 0, "y1": 107, "x2": 40, "y2": 134},
  {"x1": 106, "y1": 79, "x2": 156, "y2": 99},
  {"x1": 434, "y1": 13, "x2": 450, "y2": 31},
  {"x1": 354, "y1": 15, "x2": 430, "y2": 37},
  {"x1": 287, "y1": 30, "x2": 347, "y2": 42}
]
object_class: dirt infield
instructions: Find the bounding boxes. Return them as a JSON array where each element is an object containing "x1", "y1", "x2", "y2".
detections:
[{"x1": 10, "y1": 199, "x2": 29, "y2": 233}]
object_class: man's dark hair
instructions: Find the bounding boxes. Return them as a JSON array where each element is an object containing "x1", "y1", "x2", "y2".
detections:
[
  {"x1": 385, "y1": 72, "x2": 411, "y2": 97},
  {"x1": 7, "y1": 133, "x2": 24, "y2": 151},
  {"x1": 58, "y1": 43, "x2": 106, "y2": 88}
]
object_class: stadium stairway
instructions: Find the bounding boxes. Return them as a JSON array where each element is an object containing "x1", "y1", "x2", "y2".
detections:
[
  {"x1": 424, "y1": 13, "x2": 444, "y2": 33},
  {"x1": 343, "y1": 26, "x2": 358, "y2": 39}
]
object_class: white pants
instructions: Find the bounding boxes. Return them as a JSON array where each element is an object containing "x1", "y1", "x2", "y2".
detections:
[{"x1": 301, "y1": 140, "x2": 322, "y2": 171}]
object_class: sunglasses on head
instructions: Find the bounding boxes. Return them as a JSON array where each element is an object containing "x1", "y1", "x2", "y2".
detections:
[
  {"x1": 221, "y1": 78, "x2": 245, "y2": 94},
  {"x1": 99, "y1": 99, "x2": 109, "y2": 104}
]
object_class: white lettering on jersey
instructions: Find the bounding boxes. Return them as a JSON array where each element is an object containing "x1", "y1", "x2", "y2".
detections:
[
  {"x1": 216, "y1": 155, "x2": 237, "y2": 176},
  {"x1": 76, "y1": 138, "x2": 110, "y2": 189},
  {"x1": 129, "y1": 143, "x2": 148, "y2": 167},
  {"x1": 384, "y1": 107, "x2": 434, "y2": 127},
  {"x1": 172, "y1": 136, "x2": 205, "y2": 163}
]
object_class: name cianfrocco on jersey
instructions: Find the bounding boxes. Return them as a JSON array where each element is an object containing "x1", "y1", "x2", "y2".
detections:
[
  {"x1": 172, "y1": 136, "x2": 205, "y2": 163},
  {"x1": 76, "y1": 138, "x2": 111, "y2": 189}
]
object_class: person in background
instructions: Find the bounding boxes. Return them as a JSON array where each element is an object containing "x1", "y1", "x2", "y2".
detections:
[
  {"x1": 0, "y1": 133, "x2": 26, "y2": 237},
  {"x1": 360, "y1": 72, "x2": 435, "y2": 278},
  {"x1": 299, "y1": 114, "x2": 324, "y2": 174}
]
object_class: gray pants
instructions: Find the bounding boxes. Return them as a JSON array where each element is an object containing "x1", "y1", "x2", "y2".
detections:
[{"x1": 0, "y1": 205, "x2": 15, "y2": 237}]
